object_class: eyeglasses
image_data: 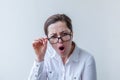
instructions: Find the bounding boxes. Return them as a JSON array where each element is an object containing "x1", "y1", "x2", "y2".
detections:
[{"x1": 48, "y1": 32, "x2": 72, "y2": 44}]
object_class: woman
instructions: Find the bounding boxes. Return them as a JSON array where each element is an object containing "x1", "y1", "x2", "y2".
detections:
[{"x1": 28, "y1": 14, "x2": 97, "y2": 80}]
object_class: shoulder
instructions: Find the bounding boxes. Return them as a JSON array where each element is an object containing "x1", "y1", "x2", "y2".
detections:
[{"x1": 75, "y1": 46, "x2": 95, "y2": 64}]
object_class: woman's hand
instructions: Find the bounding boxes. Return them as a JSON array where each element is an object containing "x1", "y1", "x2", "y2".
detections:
[{"x1": 32, "y1": 38, "x2": 48, "y2": 62}]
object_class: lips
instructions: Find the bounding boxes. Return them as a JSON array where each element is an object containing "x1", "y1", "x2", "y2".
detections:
[
  {"x1": 58, "y1": 45, "x2": 65, "y2": 53},
  {"x1": 59, "y1": 46, "x2": 64, "y2": 51},
  {"x1": 57, "y1": 44, "x2": 65, "y2": 54}
]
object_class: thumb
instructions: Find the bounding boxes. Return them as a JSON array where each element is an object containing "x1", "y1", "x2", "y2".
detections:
[{"x1": 43, "y1": 39, "x2": 48, "y2": 49}]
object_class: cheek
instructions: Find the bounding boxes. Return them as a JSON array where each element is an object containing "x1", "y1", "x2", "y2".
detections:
[
  {"x1": 65, "y1": 41, "x2": 73, "y2": 49},
  {"x1": 51, "y1": 44, "x2": 57, "y2": 50},
  {"x1": 63, "y1": 40, "x2": 72, "y2": 48}
]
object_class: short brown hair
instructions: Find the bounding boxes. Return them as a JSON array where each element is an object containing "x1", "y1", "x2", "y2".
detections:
[{"x1": 44, "y1": 14, "x2": 73, "y2": 36}]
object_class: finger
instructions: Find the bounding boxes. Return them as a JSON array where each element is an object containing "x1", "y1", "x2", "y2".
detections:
[
  {"x1": 42, "y1": 38, "x2": 48, "y2": 44},
  {"x1": 32, "y1": 37, "x2": 47, "y2": 47},
  {"x1": 40, "y1": 38, "x2": 47, "y2": 44},
  {"x1": 32, "y1": 40, "x2": 42, "y2": 48}
]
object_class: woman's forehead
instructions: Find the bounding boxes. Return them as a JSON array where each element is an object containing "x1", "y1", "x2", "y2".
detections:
[{"x1": 48, "y1": 21, "x2": 70, "y2": 34}]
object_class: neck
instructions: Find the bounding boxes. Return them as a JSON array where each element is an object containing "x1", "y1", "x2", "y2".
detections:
[{"x1": 62, "y1": 42, "x2": 75, "y2": 64}]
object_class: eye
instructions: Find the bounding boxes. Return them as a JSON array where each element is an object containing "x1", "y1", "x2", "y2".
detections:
[
  {"x1": 61, "y1": 32, "x2": 69, "y2": 36},
  {"x1": 50, "y1": 35, "x2": 57, "y2": 39}
]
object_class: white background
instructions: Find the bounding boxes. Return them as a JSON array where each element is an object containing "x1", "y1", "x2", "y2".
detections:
[{"x1": 0, "y1": 0, "x2": 120, "y2": 80}]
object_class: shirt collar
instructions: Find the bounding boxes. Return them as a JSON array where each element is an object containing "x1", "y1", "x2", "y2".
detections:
[{"x1": 67, "y1": 43, "x2": 79, "y2": 62}]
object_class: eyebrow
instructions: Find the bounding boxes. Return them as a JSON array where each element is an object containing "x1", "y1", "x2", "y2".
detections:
[
  {"x1": 61, "y1": 30, "x2": 70, "y2": 33},
  {"x1": 48, "y1": 30, "x2": 71, "y2": 36}
]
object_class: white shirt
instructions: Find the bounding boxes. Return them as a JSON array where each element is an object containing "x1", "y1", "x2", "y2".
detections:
[{"x1": 28, "y1": 44, "x2": 97, "y2": 80}]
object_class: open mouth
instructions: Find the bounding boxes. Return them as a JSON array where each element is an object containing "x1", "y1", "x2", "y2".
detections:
[{"x1": 59, "y1": 46, "x2": 65, "y2": 51}]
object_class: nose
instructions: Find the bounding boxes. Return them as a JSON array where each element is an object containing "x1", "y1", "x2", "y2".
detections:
[{"x1": 57, "y1": 37, "x2": 63, "y2": 43}]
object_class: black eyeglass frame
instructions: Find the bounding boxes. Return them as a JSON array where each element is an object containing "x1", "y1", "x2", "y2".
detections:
[{"x1": 48, "y1": 33, "x2": 72, "y2": 44}]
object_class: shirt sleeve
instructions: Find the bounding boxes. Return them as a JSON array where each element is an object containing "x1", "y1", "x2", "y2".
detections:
[
  {"x1": 82, "y1": 55, "x2": 97, "y2": 80},
  {"x1": 28, "y1": 60, "x2": 47, "y2": 80}
]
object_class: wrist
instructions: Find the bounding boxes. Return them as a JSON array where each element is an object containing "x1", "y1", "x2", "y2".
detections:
[{"x1": 35, "y1": 56, "x2": 44, "y2": 62}]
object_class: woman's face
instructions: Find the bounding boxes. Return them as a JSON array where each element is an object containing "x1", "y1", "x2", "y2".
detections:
[{"x1": 47, "y1": 21, "x2": 73, "y2": 57}]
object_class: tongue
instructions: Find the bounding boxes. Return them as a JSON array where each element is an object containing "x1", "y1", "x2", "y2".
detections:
[{"x1": 59, "y1": 47, "x2": 64, "y2": 50}]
